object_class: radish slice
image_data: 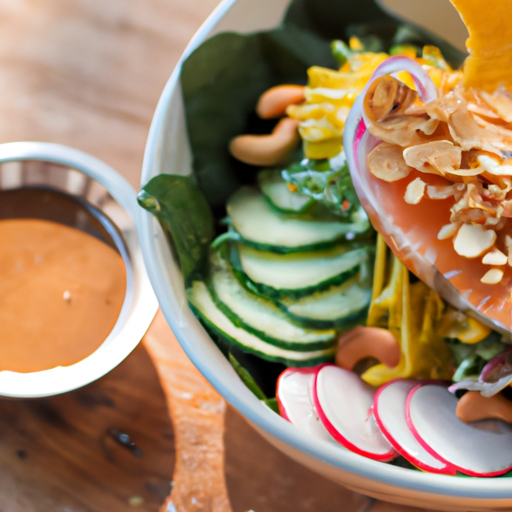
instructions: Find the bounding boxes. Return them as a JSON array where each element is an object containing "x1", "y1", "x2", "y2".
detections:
[
  {"x1": 407, "y1": 384, "x2": 512, "y2": 477},
  {"x1": 276, "y1": 367, "x2": 334, "y2": 443},
  {"x1": 373, "y1": 380, "x2": 456, "y2": 474},
  {"x1": 313, "y1": 365, "x2": 396, "y2": 460}
]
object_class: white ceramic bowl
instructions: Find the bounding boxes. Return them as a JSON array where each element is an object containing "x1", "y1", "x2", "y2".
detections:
[
  {"x1": 0, "y1": 141, "x2": 158, "y2": 398},
  {"x1": 139, "y1": 2, "x2": 512, "y2": 510}
]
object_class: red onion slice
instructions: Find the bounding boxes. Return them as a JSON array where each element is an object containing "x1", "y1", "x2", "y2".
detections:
[
  {"x1": 358, "y1": 56, "x2": 438, "y2": 127},
  {"x1": 448, "y1": 377, "x2": 512, "y2": 397},
  {"x1": 480, "y1": 347, "x2": 512, "y2": 383}
]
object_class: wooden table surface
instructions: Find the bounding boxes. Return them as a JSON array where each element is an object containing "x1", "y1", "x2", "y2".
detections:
[{"x1": 0, "y1": 1, "x2": 433, "y2": 511}]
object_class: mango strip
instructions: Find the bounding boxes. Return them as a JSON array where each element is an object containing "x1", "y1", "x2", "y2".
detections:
[
  {"x1": 449, "y1": 0, "x2": 512, "y2": 91},
  {"x1": 289, "y1": 43, "x2": 460, "y2": 159},
  {"x1": 362, "y1": 235, "x2": 453, "y2": 387}
]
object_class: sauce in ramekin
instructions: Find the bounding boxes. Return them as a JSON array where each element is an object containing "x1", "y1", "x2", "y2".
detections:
[{"x1": 0, "y1": 188, "x2": 126, "y2": 372}]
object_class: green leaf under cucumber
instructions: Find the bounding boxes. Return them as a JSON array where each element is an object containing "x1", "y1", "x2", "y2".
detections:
[
  {"x1": 138, "y1": 174, "x2": 215, "y2": 282},
  {"x1": 258, "y1": 168, "x2": 314, "y2": 213}
]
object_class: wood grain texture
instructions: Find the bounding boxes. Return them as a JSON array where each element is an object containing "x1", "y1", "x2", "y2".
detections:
[
  {"x1": 0, "y1": 0, "x2": 218, "y2": 188},
  {"x1": 0, "y1": 343, "x2": 175, "y2": 512},
  {"x1": 144, "y1": 312, "x2": 232, "y2": 512}
]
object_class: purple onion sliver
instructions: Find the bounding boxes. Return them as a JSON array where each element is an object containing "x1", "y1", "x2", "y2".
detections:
[
  {"x1": 449, "y1": 376, "x2": 512, "y2": 398},
  {"x1": 354, "y1": 119, "x2": 366, "y2": 150},
  {"x1": 359, "y1": 56, "x2": 438, "y2": 127},
  {"x1": 448, "y1": 380, "x2": 481, "y2": 394},
  {"x1": 480, "y1": 347, "x2": 512, "y2": 384}
]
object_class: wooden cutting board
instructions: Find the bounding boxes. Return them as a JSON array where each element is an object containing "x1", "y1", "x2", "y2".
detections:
[{"x1": 0, "y1": 1, "x2": 432, "y2": 511}]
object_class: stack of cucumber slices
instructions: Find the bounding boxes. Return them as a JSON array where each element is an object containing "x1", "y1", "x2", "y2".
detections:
[{"x1": 187, "y1": 169, "x2": 375, "y2": 367}]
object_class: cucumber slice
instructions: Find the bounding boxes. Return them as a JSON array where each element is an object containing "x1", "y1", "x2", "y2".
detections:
[
  {"x1": 187, "y1": 281, "x2": 336, "y2": 366},
  {"x1": 208, "y1": 251, "x2": 336, "y2": 351},
  {"x1": 226, "y1": 187, "x2": 370, "y2": 253},
  {"x1": 278, "y1": 276, "x2": 372, "y2": 329},
  {"x1": 237, "y1": 243, "x2": 370, "y2": 298},
  {"x1": 258, "y1": 169, "x2": 314, "y2": 213}
]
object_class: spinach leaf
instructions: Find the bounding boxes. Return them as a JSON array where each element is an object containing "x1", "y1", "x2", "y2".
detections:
[
  {"x1": 284, "y1": 0, "x2": 466, "y2": 67},
  {"x1": 284, "y1": 0, "x2": 394, "y2": 41},
  {"x1": 229, "y1": 352, "x2": 267, "y2": 400},
  {"x1": 263, "y1": 397, "x2": 280, "y2": 414},
  {"x1": 181, "y1": 26, "x2": 336, "y2": 208},
  {"x1": 138, "y1": 174, "x2": 215, "y2": 283}
]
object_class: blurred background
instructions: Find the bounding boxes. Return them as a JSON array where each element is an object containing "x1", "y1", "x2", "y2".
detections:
[
  {"x1": 0, "y1": 0, "x2": 219, "y2": 188},
  {"x1": 379, "y1": 0, "x2": 467, "y2": 51}
]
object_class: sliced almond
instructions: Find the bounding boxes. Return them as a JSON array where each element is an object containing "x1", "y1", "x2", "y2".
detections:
[
  {"x1": 453, "y1": 223, "x2": 497, "y2": 258},
  {"x1": 482, "y1": 248, "x2": 508, "y2": 265},
  {"x1": 467, "y1": 102, "x2": 500, "y2": 119},
  {"x1": 367, "y1": 116, "x2": 434, "y2": 147},
  {"x1": 481, "y1": 268, "x2": 504, "y2": 285},
  {"x1": 438, "y1": 223, "x2": 461, "y2": 240},
  {"x1": 480, "y1": 87, "x2": 512, "y2": 123},
  {"x1": 403, "y1": 140, "x2": 462, "y2": 176},
  {"x1": 477, "y1": 154, "x2": 512, "y2": 176},
  {"x1": 366, "y1": 142, "x2": 411, "y2": 182},
  {"x1": 363, "y1": 75, "x2": 417, "y2": 123},
  {"x1": 404, "y1": 177, "x2": 426, "y2": 205},
  {"x1": 506, "y1": 235, "x2": 512, "y2": 266},
  {"x1": 427, "y1": 183, "x2": 465, "y2": 200},
  {"x1": 445, "y1": 167, "x2": 484, "y2": 177}
]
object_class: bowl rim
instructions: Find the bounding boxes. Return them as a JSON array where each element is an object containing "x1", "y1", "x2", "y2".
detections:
[{"x1": 139, "y1": 0, "x2": 512, "y2": 501}]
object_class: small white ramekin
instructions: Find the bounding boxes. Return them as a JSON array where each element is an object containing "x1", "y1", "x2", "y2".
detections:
[{"x1": 0, "y1": 141, "x2": 158, "y2": 398}]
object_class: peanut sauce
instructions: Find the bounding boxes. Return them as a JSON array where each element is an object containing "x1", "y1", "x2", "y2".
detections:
[{"x1": 0, "y1": 188, "x2": 127, "y2": 372}]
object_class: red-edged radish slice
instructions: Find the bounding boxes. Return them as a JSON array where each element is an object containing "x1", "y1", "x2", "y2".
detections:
[
  {"x1": 406, "y1": 384, "x2": 512, "y2": 477},
  {"x1": 313, "y1": 365, "x2": 397, "y2": 460},
  {"x1": 373, "y1": 380, "x2": 456, "y2": 474},
  {"x1": 276, "y1": 366, "x2": 334, "y2": 443}
]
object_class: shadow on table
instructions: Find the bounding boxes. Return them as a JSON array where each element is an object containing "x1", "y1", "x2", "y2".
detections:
[
  {"x1": 224, "y1": 407, "x2": 369, "y2": 512},
  {"x1": 0, "y1": 345, "x2": 174, "y2": 512},
  {"x1": 225, "y1": 408, "x2": 433, "y2": 512}
]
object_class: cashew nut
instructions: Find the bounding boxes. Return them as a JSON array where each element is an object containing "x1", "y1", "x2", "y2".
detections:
[
  {"x1": 335, "y1": 326, "x2": 401, "y2": 371},
  {"x1": 256, "y1": 85, "x2": 305, "y2": 119},
  {"x1": 456, "y1": 390, "x2": 512, "y2": 424},
  {"x1": 229, "y1": 117, "x2": 300, "y2": 167}
]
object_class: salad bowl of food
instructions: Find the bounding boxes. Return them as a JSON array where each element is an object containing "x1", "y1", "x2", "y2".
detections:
[{"x1": 138, "y1": 0, "x2": 512, "y2": 509}]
